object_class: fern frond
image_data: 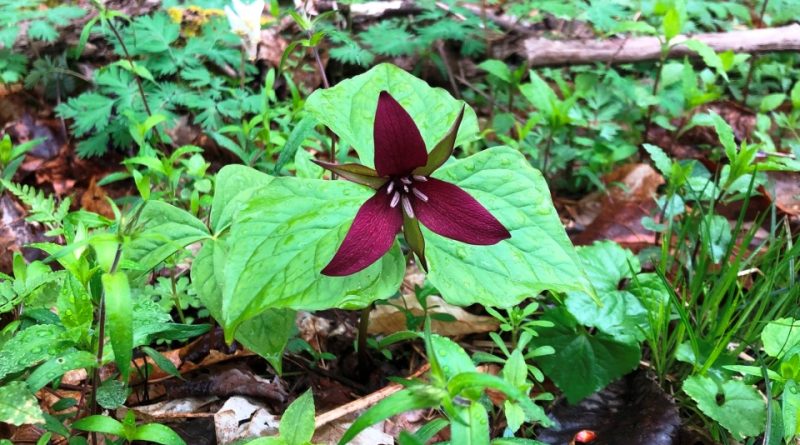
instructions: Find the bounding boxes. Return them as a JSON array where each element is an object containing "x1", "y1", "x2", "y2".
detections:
[{"x1": 1, "y1": 180, "x2": 69, "y2": 227}]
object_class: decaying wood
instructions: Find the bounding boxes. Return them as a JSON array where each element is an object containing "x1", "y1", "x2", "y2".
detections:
[{"x1": 525, "y1": 24, "x2": 800, "y2": 66}]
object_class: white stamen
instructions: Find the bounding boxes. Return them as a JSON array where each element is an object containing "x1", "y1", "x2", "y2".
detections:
[
  {"x1": 403, "y1": 185, "x2": 409, "y2": 193},
  {"x1": 413, "y1": 175, "x2": 428, "y2": 182},
  {"x1": 387, "y1": 181, "x2": 395, "y2": 194},
  {"x1": 390, "y1": 191, "x2": 400, "y2": 208},
  {"x1": 400, "y1": 177, "x2": 412, "y2": 185},
  {"x1": 401, "y1": 196, "x2": 415, "y2": 218},
  {"x1": 412, "y1": 188, "x2": 429, "y2": 202}
]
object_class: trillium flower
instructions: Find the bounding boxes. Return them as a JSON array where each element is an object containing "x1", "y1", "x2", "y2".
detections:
[
  {"x1": 224, "y1": 0, "x2": 264, "y2": 60},
  {"x1": 314, "y1": 91, "x2": 510, "y2": 276}
]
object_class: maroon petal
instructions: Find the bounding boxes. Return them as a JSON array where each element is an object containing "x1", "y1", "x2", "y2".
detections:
[
  {"x1": 373, "y1": 91, "x2": 428, "y2": 177},
  {"x1": 413, "y1": 178, "x2": 510, "y2": 245},
  {"x1": 322, "y1": 187, "x2": 403, "y2": 276}
]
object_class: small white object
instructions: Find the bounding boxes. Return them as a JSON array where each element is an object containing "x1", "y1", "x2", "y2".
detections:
[{"x1": 224, "y1": 0, "x2": 265, "y2": 60}]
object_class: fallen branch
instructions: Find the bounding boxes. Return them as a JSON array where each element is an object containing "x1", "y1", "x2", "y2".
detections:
[{"x1": 525, "y1": 24, "x2": 800, "y2": 66}]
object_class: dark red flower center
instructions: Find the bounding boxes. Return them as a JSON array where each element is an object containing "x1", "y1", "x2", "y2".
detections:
[{"x1": 386, "y1": 174, "x2": 430, "y2": 218}]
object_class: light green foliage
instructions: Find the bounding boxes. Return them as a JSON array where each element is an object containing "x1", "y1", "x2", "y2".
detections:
[
  {"x1": 683, "y1": 375, "x2": 766, "y2": 439},
  {"x1": 73, "y1": 411, "x2": 186, "y2": 445},
  {"x1": 0, "y1": 0, "x2": 85, "y2": 47},
  {"x1": 0, "y1": 324, "x2": 72, "y2": 381},
  {"x1": 762, "y1": 318, "x2": 800, "y2": 359},
  {"x1": 222, "y1": 177, "x2": 405, "y2": 335},
  {"x1": 0, "y1": 381, "x2": 45, "y2": 426},
  {"x1": 305, "y1": 63, "x2": 479, "y2": 169},
  {"x1": 103, "y1": 272, "x2": 133, "y2": 382},
  {"x1": 425, "y1": 147, "x2": 593, "y2": 307}
]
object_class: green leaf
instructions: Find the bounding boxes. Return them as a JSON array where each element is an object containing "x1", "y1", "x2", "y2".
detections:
[
  {"x1": 103, "y1": 272, "x2": 133, "y2": 382},
  {"x1": 0, "y1": 381, "x2": 45, "y2": 426},
  {"x1": 96, "y1": 379, "x2": 128, "y2": 410},
  {"x1": 210, "y1": 164, "x2": 274, "y2": 234},
  {"x1": 450, "y1": 403, "x2": 490, "y2": 445},
  {"x1": 27, "y1": 350, "x2": 96, "y2": 392},
  {"x1": 125, "y1": 201, "x2": 210, "y2": 276},
  {"x1": 520, "y1": 72, "x2": 557, "y2": 119},
  {"x1": 709, "y1": 113, "x2": 737, "y2": 162},
  {"x1": 662, "y1": 8, "x2": 682, "y2": 41},
  {"x1": 337, "y1": 389, "x2": 442, "y2": 445},
  {"x1": 791, "y1": 81, "x2": 800, "y2": 109},
  {"x1": 192, "y1": 238, "x2": 293, "y2": 372},
  {"x1": 424, "y1": 147, "x2": 593, "y2": 307},
  {"x1": 683, "y1": 40, "x2": 728, "y2": 81},
  {"x1": 141, "y1": 346, "x2": 181, "y2": 379},
  {"x1": 304, "y1": 63, "x2": 479, "y2": 169},
  {"x1": 762, "y1": 318, "x2": 800, "y2": 358},
  {"x1": 535, "y1": 308, "x2": 641, "y2": 403},
  {"x1": 430, "y1": 335, "x2": 475, "y2": 381},
  {"x1": 700, "y1": 214, "x2": 731, "y2": 264},
  {"x1": 0, "y1": 324, "x2": 71, "y2": 380},
  {"x1": 235, "y1": 309, "x2": 295, "y2": 374},
  {"x1": 57, "y1": 275, "x2": 93, "y2": 345},
  {"x1": 274, "y1": 115, "x2": 317, "y2": 175},
  {"x1": 566, "y1": 290, "x2": 647, "y2": 342},
  {"x1": 683, "y1": 375, "x2": 766, "y2": 439},
  {"x1": 478, "y1": 60, "x2": 512, "y2": 83},
  {"x1": 782, "y1": 380, "x2": 800, "y2": 442},
  {"x1": 642, "y1": 143, "x2": 673, "y2": 177},
  {"x1": 280, "y1": 390, "x2": 315, "y2": 445},
  {"x1": 72, "y1": 415, "x2": 126, "y2": 437},
  {"x1": 294, "y1": 149, "x2": 325, "y2": 179},
  {"x1": 760, "y1": 93, "x2": 787, "y2": 113},
  {"x1": 222, "y1": 178, "x2": 405, "y2": 338},
  {"x1": 131, "y1": 423, "x2": 187, "y2": 445}
]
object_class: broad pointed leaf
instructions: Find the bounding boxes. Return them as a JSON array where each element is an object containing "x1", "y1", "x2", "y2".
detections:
[
  {"x1": 423, "y1": 147, "x2": 593, "y2": 307},
  {"x1": 305, "y1": 63, "x2": 478, "y2": 169},
  {"x1": 222, "y1": 178, "x2": 404, "y2": 338}
]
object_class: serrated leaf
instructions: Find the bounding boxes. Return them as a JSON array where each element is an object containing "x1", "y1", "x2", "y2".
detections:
[
  {"x1": 274, "y1": 115, "x2": 317, "y2": 175},
  {"x1": 662, "y1": 8, "x2": 682, "y2": 41},
  {"x1": 280, "y1": 390, "x2": 315, "y2": 445},
  {"x1": 27, "y1": 21, "x2": 58, "y2": 42},
  {"x1": 424, "y1": 147, "x2": 593, "y2": 307},
  {"x1": 683, "y1": 375, "x2": 766, "y2": 439},
  {"x1": 304, "y1": 63, "x2": 478, "y2": 169},
  {"x1": 683, "y1": 40, "x2": 728, "y2": 81},
  {"x1": 535, "y1": 308, "x2": 641, "y2": 403},
  {"x1": 0, "y1": 381, "x2": 45, "y2": 426},
  {"x1": 103, "y1": 272, "x2": 132, "y2": 382},
  {"x1": 56, "y1": 93, "x2": 115, "y2": 136},
  {"x1": 709, "y1": 113, "x2": 737, "y2": 162},
  {"x1": 222, "y1": 178, "x2": 405, "y2": 338},
  {"x1": 642, "y1": 143, "x2": 673, "y2": 177}
]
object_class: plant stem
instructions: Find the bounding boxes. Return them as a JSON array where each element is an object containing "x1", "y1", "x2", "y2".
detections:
[
  {"x1": 107, "y1": 19, "x2": 153, "y2": 117},
  {"x1": 541, "y1": 128, "x2": 554, "y2": 175},
  {"x1": 742, "y1": 0, "x2": 769, "y2": 104},
  {"x1": 87, "y1": 243, "x2": 122, "y2": 445},
  {"x1": 356, "y1": 304, "x2": 372, "y2": 376}
]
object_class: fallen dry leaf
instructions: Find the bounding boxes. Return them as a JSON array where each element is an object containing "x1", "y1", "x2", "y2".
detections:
[
  {"x1": 80, "y1": 176, "x2": 114, "y2": 218},
  {"x1": 766, "y1": 171, "x2": 800, "y2": 217},
  {"x1": 570, "y1": 163, "x2": 663, "y2": 250},
  {"x1": 214, "y1": 396, "x2": 279, "y2": 444}
]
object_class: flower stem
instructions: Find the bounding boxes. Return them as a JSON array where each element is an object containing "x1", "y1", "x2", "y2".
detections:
[{"x1": 107, "y1": 19, "x2": 153, "y2": 118}]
